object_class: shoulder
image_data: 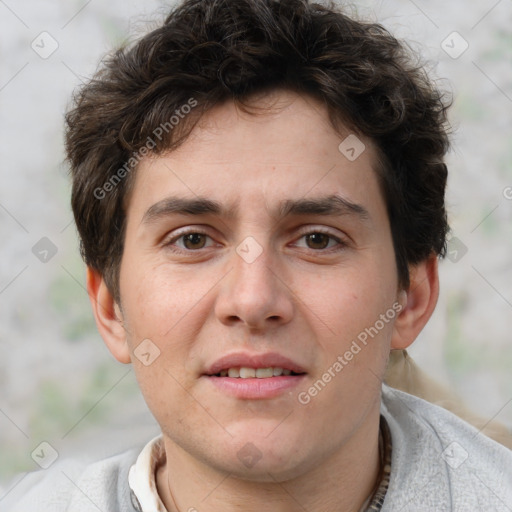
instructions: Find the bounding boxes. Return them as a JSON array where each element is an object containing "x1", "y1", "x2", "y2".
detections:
[
  {"x1": 380, "y1": 384, "x2": 512, "y2": 511},
  {"x1": 1, "y1": 445, "x2": 142, "y2": 512}
]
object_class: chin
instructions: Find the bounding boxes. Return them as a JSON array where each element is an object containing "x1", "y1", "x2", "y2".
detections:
[{"x1": 219, "y1": 426, "x2": 312, "y2": 480}]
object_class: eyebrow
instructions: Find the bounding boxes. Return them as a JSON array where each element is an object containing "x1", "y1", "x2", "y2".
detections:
[{"x1": 141, "y1": 194, "x2": 371, "y2": 225}]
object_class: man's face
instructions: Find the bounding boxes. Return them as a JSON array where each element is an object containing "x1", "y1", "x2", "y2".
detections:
[{"x1": 117, "y1": 89, "x2": 401, "y2": 479}]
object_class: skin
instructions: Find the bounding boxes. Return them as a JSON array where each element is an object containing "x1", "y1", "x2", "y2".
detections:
[{"x1": 88, "y1": 89, "x2": 439, "y2": 512}]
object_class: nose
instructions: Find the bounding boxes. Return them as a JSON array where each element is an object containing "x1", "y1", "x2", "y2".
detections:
[{"x1": 214, "y1": 241, "x2": 295, "y2": 331}]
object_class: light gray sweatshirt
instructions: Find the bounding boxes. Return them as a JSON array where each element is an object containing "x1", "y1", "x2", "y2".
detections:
[{"x1": 2, "y1": 384, "x2": 511, "y2": 511}]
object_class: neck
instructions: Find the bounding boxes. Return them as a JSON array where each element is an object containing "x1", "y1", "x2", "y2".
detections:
[{"x1": 156, "y1": 407, "x2": 382, "y2": 512}]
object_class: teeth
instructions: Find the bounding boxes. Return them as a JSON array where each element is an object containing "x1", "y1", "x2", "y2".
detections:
[
  {"x1": 255, "y1": 367, "x2": 273, "y2": 378},
  {"x1": 228, "y1": 368, "x2": 240, "y2": 378},
  {"x1": 239, "y1": 367, "x2": 256, "y2": 378},
  {"x1": 217, "y1": 367, "x2": 297, "y2": 378}
]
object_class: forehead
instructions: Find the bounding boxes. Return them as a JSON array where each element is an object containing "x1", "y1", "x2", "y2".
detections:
[{"x1": 127, "y1": 89, "x2": 385, "y2": 224}]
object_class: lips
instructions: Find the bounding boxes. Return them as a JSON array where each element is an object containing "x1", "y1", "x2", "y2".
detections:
[
  {"x1": 202, "y1": 352, "x2": 308, "y2": 399},
  {"x1": 203, "y1": 352, "x2": 307, "y2": 377}
]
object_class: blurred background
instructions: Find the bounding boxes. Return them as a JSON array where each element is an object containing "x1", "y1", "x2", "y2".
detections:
[{"x1": 0, "y1": 0, "x2": 511, "y2": 496}]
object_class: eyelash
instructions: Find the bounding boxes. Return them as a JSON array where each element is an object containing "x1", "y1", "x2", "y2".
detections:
[{"x1": 162, "y1": 228, "x2": 348, "y2": 254}]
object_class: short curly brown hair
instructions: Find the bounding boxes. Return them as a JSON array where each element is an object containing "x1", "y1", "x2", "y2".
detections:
[{"x1": 66, "y1": 0, "x2": 451, "y2": 303}]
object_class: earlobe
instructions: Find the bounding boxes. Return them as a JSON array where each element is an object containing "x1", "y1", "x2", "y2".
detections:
[
  {"x1": 86, "y1": 267, "x2": 131, "y2": 364},
  {"x1": 391, "y1": 253, "x2": 440, "y2": 350}
]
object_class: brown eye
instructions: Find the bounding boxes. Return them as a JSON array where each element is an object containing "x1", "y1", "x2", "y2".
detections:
[
  {"x1": 305, "y1": 233, "x2": 331, "y2": 250},
  {"x1": 182, "y1": 233, "x2": 208, "y2": 249},
  {"x1": 292, "y1": 229, "x2": 347, "y2": 252},
  {"x1": 164, "y1": 230, "x2": 215, "y2": 253}
]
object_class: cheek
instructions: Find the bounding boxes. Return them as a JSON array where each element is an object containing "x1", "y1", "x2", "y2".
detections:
[
  {"x1": 121, "y1": 262, "x2": 217, "y2": 381},
  {"x1": 120, "y1": 267, "x2": 202, "y2": 423},
  {"x1": 304, "y1": 257, "x2": 396, "y2": 340},
  {"x1": 122, "y1": 261, "x2": 198, "y2": 337},
  {"x1": 301, "y1": 255, "x2": 398, "y2": 395}
]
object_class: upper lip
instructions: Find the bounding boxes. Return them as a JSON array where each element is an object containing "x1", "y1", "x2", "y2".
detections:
[{"x1": 203, "y1": 352, "x2": 307, "y2": 376}]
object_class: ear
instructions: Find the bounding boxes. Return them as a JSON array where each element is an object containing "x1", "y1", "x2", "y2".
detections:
[
  {"x1": 86, "y1": 267, "x2": 131, "y2": 364},
  {"x1": 391, "y1": 252, "x2": 439, "y2": 350}
]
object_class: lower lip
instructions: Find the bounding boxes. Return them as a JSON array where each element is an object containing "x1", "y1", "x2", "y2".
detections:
[{"x1": 204, "y1": 375, "x2": 306, "y2": 399}]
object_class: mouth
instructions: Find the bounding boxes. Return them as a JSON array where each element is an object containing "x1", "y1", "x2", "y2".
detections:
[
  {"x1": 203, "y1": 351, "x2": 307, "y2": 376},
  {"x1": 209, "y1": 367, "x2": 305, "y2": 378},
  {"x1": 202, "y1": 352, "x2": 307, "y2": 399}
]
